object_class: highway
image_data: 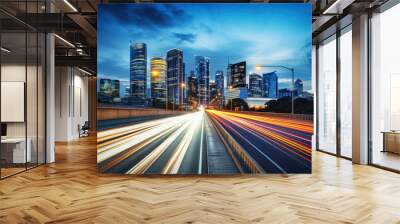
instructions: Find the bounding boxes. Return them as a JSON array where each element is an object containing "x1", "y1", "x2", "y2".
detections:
[
  {"x1": 97, "y1": 110, "x2": 312, "y2": 174},
  {"x1": 207, "y1": 110, "x2": 312, "y2": 173}
]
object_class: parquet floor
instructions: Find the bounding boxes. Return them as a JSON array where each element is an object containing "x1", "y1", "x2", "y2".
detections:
[{"x1": 1, "y1": 136, "x2": 400, "y2": 223}]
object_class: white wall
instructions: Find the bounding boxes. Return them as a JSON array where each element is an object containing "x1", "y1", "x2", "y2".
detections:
[
  {"x1": 1, "y1": 64, "x2": 26, "y2": 138},
  {"x1": 55, "y1": 67, "x2": 89, "y2": 141},
  {"x1": 1, "y1": 63, "x2": 46, "y2": 164}
]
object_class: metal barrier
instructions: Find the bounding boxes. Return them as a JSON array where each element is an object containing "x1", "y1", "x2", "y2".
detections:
[
  {"x1": 208, "y1": 113, "x2": 265, "y2": 174},
  {"x1": 97, "y1": 107, "x2": 187, "y2": 121}
]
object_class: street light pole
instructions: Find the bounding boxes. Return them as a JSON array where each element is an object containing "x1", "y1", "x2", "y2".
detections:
[
  {"x1": 166, "y1": 84, "x2": 168, "y2": 111},
  {"x1": 181, "y1": 83, "x2": 186, "y2": 112},
  {"x1": 290, "y1": 68, "x2": 294, "y2": 115},
  {"x1": 255, "y1": 65, "x2": 295, "y2": 115},
  {"x1": 228, "y1": 85, "x2": 233, "y2": 111}
]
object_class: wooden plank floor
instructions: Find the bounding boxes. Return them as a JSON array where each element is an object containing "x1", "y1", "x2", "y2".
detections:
[{"x1": 1, "y1": 136, "x2": 400, "y2": 224}]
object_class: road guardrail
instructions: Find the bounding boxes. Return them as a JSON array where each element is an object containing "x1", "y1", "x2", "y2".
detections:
[{"x1": 208, "y1": 112, "x2": 265, "y2": 174}]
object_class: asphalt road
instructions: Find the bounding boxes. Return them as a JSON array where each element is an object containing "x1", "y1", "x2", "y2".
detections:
[
  {"x1": 97, "y1": 111, "x2": 236, "y2": 174},
  {"x1": 97, "y1": 110, "x2": 312, "y2": 174},
  {"x1": 207, "y1": 110, "x2": 312, "y2": 173}
]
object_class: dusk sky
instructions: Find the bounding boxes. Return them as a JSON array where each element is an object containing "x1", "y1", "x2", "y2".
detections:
[{"x1": 98, "y1": 3, "x2": 312, "y2": 95}]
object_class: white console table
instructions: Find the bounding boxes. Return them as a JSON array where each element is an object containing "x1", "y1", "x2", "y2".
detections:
[{"x1": 1, "y1": 138, "x2": 31, "y2": 163}]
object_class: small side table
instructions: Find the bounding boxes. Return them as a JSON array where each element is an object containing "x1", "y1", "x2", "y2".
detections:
[{"x1": 382, "y1": 131, "x2": 400, "y2": 154}]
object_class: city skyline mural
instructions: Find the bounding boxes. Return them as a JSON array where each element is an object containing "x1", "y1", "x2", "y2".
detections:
[{"x1": 97, "y1": 3, "x2": 313, "y2": 175}]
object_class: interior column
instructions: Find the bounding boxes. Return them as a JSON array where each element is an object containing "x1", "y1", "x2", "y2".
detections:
[{"x1": 352, "y1": 14, "x2": 369, "y2": 164}]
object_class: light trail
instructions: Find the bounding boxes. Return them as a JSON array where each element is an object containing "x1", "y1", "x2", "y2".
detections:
[
  {"x1": 212, "y1": 110, "x2": 313, "y2": 134},
  {"x1": 207, "y1": 109, "x2": 312, "y2": 173},
  {"x1": 208, "y1": 110, "x2": 311, "y2": 154},
  {"x1": 126, "y1": 120, "x2": 192, "y2": 174},
  {"x1": 97, "y1": 113, "x2": 198, "y2": 164},
  {"x1": 162, "y1": 111, "x2": 203, "y2": 174},
  {"x1": 97, "y1": 111, "x2": 208, "y2": 174},
  {"x1": 97, "y1": 109, "x2": 312, "y2": 174}
]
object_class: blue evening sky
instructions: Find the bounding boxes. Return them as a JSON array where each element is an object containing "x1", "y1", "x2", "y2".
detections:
[{"x1": 98, "y1": 3, "x2": 312, "y2": 94}]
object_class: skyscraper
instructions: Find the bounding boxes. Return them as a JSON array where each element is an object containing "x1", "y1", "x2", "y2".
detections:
[
  {"x1": 130, "y1": 43, "x2": 147, "y2": 99},
  {"x1": 150, "y1": 57, "x2": 167, "y2": 103},
  {"x1": 249, "y1": 73, "x2": 262, "y2": 97},
  {"x1": 195, "y1": 56, "x2": 210, "y2": 105},
  {"x1": 263, "y1": 71, "x2": 278, "y2": 98},
  {"x1": 215, "y1": 70, "x2": 224, "y2": 95},
  {"x1": 187, "y1": 71, "x2": 198, "y2": 106},
  {"x1": 226, "y1": 64, "x2": 232, "y2": 88},
  {"x1": 167, "y1": 49, "x2": 184, "y2": 105},
  {"x1": 230, "y1": 61, "x2": 246, "y2": 88},
  {"x1": 209, "y1": 81, "x2": 217, "y2": 101},
  {"x1": 294, "y1": 78, "x2": 303, "y2": 96}
]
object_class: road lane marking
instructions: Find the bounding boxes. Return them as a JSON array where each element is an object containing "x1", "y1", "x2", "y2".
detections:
[
  {"x1": 126, "y1": 121, "x2": 192, "y2": 174},
  {"x1": 97, "y1": 114, "x2": 194, "y2": 163},
  {"x1": 199, "y1": 112, "x2": 205, "y2": 174},
  {"x1": 162, "y1": 112, "x2": 202, "y2": 174},
  {"x1": 212, "y1": 114, "x2": 287, "y2": 174}
]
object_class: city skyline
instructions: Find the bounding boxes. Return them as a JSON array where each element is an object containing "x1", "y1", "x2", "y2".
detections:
[{"x1": 98, "y1": 3, "x2": 312, "y2": 96}]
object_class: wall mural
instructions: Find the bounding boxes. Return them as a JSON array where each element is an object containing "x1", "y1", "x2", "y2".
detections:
[{"x1": 97, "y1": 3, "x2": 313, "y2": 175}]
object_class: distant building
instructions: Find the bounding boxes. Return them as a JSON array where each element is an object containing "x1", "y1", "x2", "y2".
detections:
[
  {"x1": 195, "y1": 56, "x2": 210, "y2": 105},
  {"x1": 99, "y1": 78, "x2": 111, "y2": 96},
  {"x1": 248, "y1": 73, "x2": 263, "y2": 97},
  {"x1": 110, "y1": 80, "x2": 120, "y2": 98},
  {"x1": 215, "y1": 71, "x2": 224, "y2": 108},
  {"x1": 97, "y1": 92, "x2": 113, "y2": 104},
  {"x1": 302, "y1": 91, "x2": 314, "y2": 100},
  {"x1": 209, "y1": 81, "x2": 217, "y2": 101},
  {"x1": 226, "y1": 63, "x2": 232, "y2": 88},
  {"x1": 278, "y1": 88, "x2": 292, "y2": 98},
  {"x1": 224, "y1": 87, "x2": 248, "y2": 104},
  {"x1": 187, "y1": 73, "x2": 198, "y2": 105},
  {"x1": 246, "y1": 97, "x2": 275, "y2": 109},
  {"x1": 130, "y1": 43, "x2": 147, "y2": 99},
  {"x1": 294, "y1": 79, "x2": 303, "y2": 96},
  {"x1": 167, "y1": 49, "x2": 185, "y2": 105},
  {"x1": 263, "y1": 71, "x2": 278, "y2": 98},
  {"x1": 150, "y1": 57, "x2": 167, "y2": 103},
  {"x1": 215, "y1": 71, "x2": 224, "y2": 95},
  {"x1": 99, "y1": 78, "x2": 119, "y2": 98},
  {"x1": 230, "y1": 61, "x2": 246, "y2": 88},
  {"x1": 124, "y1": 87, "x2": 131, "y2": 97}
]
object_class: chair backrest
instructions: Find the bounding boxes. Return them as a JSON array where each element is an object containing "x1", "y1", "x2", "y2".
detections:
[{"x1": 82, "y1": 121, "x2": 90, "y2": 129}]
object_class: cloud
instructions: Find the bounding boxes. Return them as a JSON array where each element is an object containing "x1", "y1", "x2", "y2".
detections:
[
  {"x1": 173, "y1": 33, "x2": 196, "y2": 44},
  {"x1": 101, "y1": 4, "x2": 192, "y2": 32},
  {"x1": 98, "y1": 55, "x2": 129, "y2": 81}
]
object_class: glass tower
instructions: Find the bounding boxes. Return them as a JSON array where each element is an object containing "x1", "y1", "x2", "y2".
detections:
[
  {"x1": 230, "y1": 61, "x2": 246, "y2": 88},
  {"x1": 195, "y1": 56, "x2": 210, "y2": 105},
  {"x1": 263, "y1": 71, "x2": 278, "y2": 98},
  {"x1": 130, "y1": 43, "x2": 147, "y2": 99},
  {"x1": 167, "y1": 49, "x2": 184, "y2": 105},
  {"x1": 150, "y1": 57, "x2": 167, "y2": 103},
  {"x1": 249, "y1": 73, "x2": 262, "y2": 97}
]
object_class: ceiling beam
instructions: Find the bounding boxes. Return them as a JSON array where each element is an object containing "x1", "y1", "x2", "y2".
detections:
[{"x1": 55, "y1": 55, "x2": 96, "y2": 72}]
